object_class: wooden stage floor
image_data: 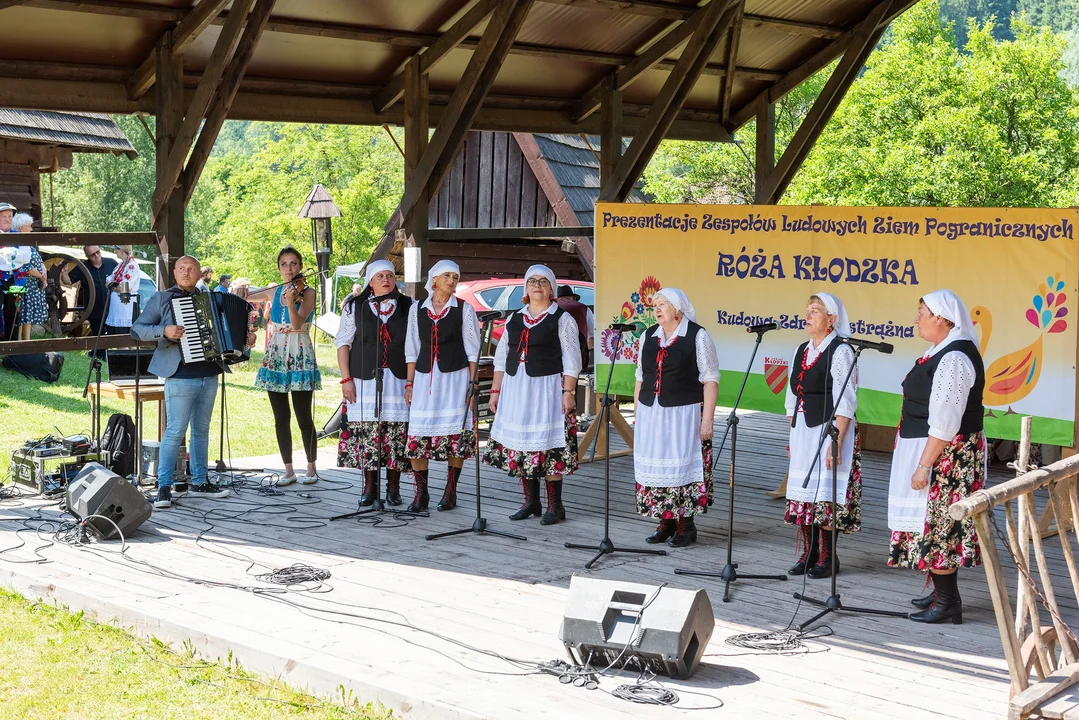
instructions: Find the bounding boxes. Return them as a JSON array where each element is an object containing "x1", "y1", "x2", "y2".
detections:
[{"x1": 0, "y1": 409, "x2": 1065, "y2": 719}]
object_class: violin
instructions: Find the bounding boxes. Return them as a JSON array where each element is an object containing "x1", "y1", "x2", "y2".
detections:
[{"x1": 289, "y1": 274, "x2": 308, "y2": 295}]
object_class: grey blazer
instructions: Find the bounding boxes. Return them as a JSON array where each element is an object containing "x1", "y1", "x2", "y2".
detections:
[{"x1": 131, "y1": 290, "x2": 182, "y2": 378}]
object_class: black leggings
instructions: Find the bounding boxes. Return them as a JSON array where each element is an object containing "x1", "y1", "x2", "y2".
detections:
[{"x1": 267, "y1": 390, "x2": 317, "y2": 465}]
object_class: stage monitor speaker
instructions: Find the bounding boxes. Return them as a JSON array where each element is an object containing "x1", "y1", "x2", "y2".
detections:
[
  {"x1": 66, "y1": 462, "x2": 152, "y2": 540},
  {"x1": 1, "y1": 352, "x2": 64, "y2": 383},
  {"x1": 559, "y1": 576, "x2": 714, "y2": 680}
]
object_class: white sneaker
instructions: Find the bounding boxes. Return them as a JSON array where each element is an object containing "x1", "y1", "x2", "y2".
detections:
[
  {"x1": 276, "y1": 473, "x2": 297, "y2": 487},
  {"x1": 300, "y1": 472, "x2": 319, "y2": 485}
]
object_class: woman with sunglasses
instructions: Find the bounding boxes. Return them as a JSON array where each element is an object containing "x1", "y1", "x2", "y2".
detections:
[{"x1": 483, "y1": 264, "x2": 582, "y2": 525}]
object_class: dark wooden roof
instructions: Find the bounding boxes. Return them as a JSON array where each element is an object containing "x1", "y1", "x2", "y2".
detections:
[
  {"x1": 0, "y1": 0, "x2": 919, "y2": 140},
  {"x1": 0, "y1": 109, "x2": 136, "y2": 157}
]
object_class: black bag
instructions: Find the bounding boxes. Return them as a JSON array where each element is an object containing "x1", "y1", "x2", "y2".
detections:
[
  {"x1": 1, "y1": 352, "x2": 64, "y2": 383},
  {"x1": 101, "y1": 413, "x2": 136, "y2": 478}
]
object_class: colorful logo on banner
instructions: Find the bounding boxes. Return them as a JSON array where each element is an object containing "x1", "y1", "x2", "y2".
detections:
[{"x1": 594, "y1": 204, "x2": 1079, "y2": 445}]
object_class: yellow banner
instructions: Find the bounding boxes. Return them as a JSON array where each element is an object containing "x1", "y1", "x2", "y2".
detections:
[{"x1": 595, "y1": 203, "x2": 1079, "y2": 445}]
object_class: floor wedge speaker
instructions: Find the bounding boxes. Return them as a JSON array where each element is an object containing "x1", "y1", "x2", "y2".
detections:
[
  {"x1": 559, "y1": 576, "x2": 714, "y2": 679},
  {"x1": 66, "y1": 462, "x2": 152, "y2": 540}
]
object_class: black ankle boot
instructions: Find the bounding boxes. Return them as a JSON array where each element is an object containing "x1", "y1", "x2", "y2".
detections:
[
  {"x1": 438, "y1": 466, "x2": 460, "y2": 511},
  {"x1": 646, "y1": 519, "x2": 676, "y2": 544},
  {"x1": 912, "y1": 575, "x2": 936, "y2": 608},
  {"x1": 540, "y1": 479, "x2": 566, "y2": 525},
  {"x1": 385, "y1": 470, "x2": 403, "y2": 506},
  {"x1": 911, "y1": 572, "x2": 962, "y2": 624},
  {"x1": 808, "y1": 528, "x2": 839, "y2": 578},
  {"x1": 789, "y1": 524, "x2": 820, "y2": 575},
  {"x1": 407, "y1": 470, "x2": 429, "y2": 513},
  {"x1": 359, "y1": 471, "x2": 377, "y2": 506},
  {"x1": 668, "y1": 517, "x2": 697, "y2": 547},
  {"x1": 509, "y1": 477, "x2": 542, "y2": 520}
]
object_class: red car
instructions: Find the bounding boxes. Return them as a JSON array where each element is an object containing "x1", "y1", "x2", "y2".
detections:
[{"x1": 456, "y1": 277, "x2": 595, "y2": 346}]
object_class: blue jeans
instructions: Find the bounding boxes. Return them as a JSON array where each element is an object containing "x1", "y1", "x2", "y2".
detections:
[{"x1": 158, "y1": 377, "x2": 217, "y2": 487}]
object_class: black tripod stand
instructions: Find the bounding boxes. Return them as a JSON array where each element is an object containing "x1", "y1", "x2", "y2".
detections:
[
  {"x1": 565, "y1": 326, "x2": 665, "y2": 568},
  {"x1": 675, "y1": 325, "x2": 787, "y2": 602},
  {"x1": 792, "y1": 341, "x2": 906, "y2": 629},
  {"x1": 427, "y1": 311, "x2": 525, "y2": 542},
  {"x1": 82, "y1": 284, "x2": 115, "y2": 448}
]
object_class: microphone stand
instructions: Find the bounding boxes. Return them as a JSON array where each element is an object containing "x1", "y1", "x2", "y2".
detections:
[
  {"x1": 82, "y1": 283, "x2": 115, "y2": 449},
  {"x1": 675, "y1": 326, "x2": 787, "y2": 602},
  {"x1": 792, "y1": 343, "x2": 907, "y2": 629},
  {"x1": 565, "y1": 328, "x2": 665, "y2": 568},
  {"x1": 427, "y1": 312, "x2": 525, "y2": 543}
]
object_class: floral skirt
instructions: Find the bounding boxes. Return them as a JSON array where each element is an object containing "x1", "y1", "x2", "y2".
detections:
[
  {"x1": 635, "y1": 440, "x2": 713, "y2": 519},
  {"x1": 785, "y1": 433, "x2": 863, "y2": 532},
  {"x1": 888, "y1": 432, "x2": 985, "y2": 572},
  {"x1": 482, "y1": 415, "x2": 578, "y2": 480},
  {"x1": 406, "y1": 431, "x2": 477, "y2": 461},
  {"x1": 254, "y1": 324, "x2": 321, "y2": 393},
  {"x1": 337, "y1": 420, "x2": 409, "y2": 471}
]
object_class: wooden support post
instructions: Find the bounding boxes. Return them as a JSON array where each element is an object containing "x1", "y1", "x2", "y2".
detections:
[
  {"x1": 599, "y1": 77, "x2": 622, "y2": 192},
  {"x1": 403, "y1": 55, "x2": 430, "y2": 298},
  {"x1": 128, "y1": 0, "x2": 231, "y2": 100},
  {"x1": 719, "y1": 1, "x2": 744, "y2": 124},
  {"x1": 754, "y1": 97, "x2": 775, "y2": 204},
  {"x1": 154, "y1": 31, "x2": 184, "y2": 282},
  {"x1": 599, "y1": 0, "x2": 737, "y2": 203}
]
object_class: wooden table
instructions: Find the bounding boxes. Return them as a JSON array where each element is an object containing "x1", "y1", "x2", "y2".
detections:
[{"x1": 87, "y1": 381, "x2": 165, "y2": 440}]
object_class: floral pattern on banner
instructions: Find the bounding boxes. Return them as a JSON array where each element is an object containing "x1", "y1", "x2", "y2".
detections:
[
  {"x1": 888, "y1": 432, "x2": 985, "y2": 572},
  {"x1": 337, "y1": 420, "x2": 410, "y2": 471},
  {"x1": 635, "y1": 440, "x2": 714, "y2": 519},
  {"x1": 599, "y1": 276, "x2": 663, "y2": 366},
  {"x1": 482, "y1": 415, "x2": 579, "y2": 480},
  {"x1": 784, "y1": 431, "x2": 863, "y2": 532},
  {"x1": 405, "y1": 430, "x2": 477, "y2": 461}
]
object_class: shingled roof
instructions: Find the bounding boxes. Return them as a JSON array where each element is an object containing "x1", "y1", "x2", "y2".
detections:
[
  {"x1": 530, "y1": 134, "x2": 649, "y2": 226},
  {"x1": 0, "y1": 109, "x2": 136, "y2": 158}
]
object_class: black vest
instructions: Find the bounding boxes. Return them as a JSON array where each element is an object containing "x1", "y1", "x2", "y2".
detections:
[
  {"x1": 637, "y1": 322, "x2": 705, "y2": 408},
  {"x1": 899, "y1": 339, "x2": 985, "y2": 439},
  {"x1": 415, "y1": 302, "x2": 469, "y2": 374},
  {"x1": 789, "y1": 339, "x2": 843, "y2": 429},
  {"x1": 349, "y1": 291, "x2": 412, "y2": 381},
  {"x1": 505, "y1": 307, "x2": 566, "y2": 377}
]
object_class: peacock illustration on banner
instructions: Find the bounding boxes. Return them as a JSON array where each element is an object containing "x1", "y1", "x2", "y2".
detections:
[
  {"x1": 599, "y1": 275, "x2": 662, "y2": 364},
  {"x1": 970, "y1": 273, "x2": 1069, "y2": 416}
]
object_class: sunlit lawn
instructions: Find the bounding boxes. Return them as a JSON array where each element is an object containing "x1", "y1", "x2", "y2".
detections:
[
  {"x1": 0, "y1": 331, "x2": 344, "y2": 478},
  {"x1": 0, "y1": 588, "x2": 390, "y2": 720}
]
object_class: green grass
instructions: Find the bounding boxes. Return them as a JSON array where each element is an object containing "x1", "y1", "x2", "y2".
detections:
[
  {"x1": 0, "y1": 588, "x2": 389, "y2": 720},
  {"x1": 0, "y1": 332, "x2": 344, "y2": 477}
]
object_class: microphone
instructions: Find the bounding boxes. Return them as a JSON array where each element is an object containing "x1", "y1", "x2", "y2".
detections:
[
  {"x1": 843, "y1": 336, "x2": 894, "y2": 354},
  {"x1": 608, "y1": 323, "x2": 636, "y2": 332},
  {"x1": 746, "y1": 322, "x2": 778, "y2": 334}
]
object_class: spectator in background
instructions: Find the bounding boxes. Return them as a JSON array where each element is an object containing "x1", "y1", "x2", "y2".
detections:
[
  {"x1": 105, "y1": 244, "x2": 139, "y2": 335},
  {"x1": 11, "y1": 213, "x2": 46, "y2": 341},
  {"x1": 213, "y1": 274, "x2": 231, "y2": 293},
  {"x1": 196, "y1": 266, "x2": 213, "y2": 292},
  {"x1": 65, "y1": 244, "x2": 118, "y2": 336},
  {"x1": 340, "y1": 282, "x2": 363, "y2": 311},
  {"x1": 556, "y1": 284, "x2": 594, "y2": 370}
]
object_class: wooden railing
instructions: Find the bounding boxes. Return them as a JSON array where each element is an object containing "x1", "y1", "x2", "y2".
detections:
[{"x1": 949, "y1": 433, "x2": 1079, "y2": 720}]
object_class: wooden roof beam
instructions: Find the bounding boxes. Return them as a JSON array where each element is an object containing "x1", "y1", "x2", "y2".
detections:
[
  {"x1": 373, "y1": 0, "x2": 498, "y2": 114},
  {"x1": 0, "y1": 1, "x2": 27, "y2": 10},
  {"x1": 127, "y1": 0, "x2": 232, "y2": 100},
  {"x1": 719, "y1": 0, "x2": 743, "y2": 124},
  {"x1": 756, "y1": 1, "x2": 892, "y2": 204},
  {"x1": 600, "y1": 0, "x2": 735, "y2": 202},
  {"x1": 183, "y1": 0, "x2": 276, "y2": 206},
  {"x1": 150, "y1": 0, "x2": 255, "y2": 221},
  {"x1": 728, "y1": 0, "x2": 922, "y2": 130}
]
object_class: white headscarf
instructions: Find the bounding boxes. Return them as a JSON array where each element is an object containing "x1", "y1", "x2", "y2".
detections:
[
  {"x1": 655, "y1": 287, "x2": 696, "y2": 322},
  {"x1": 0, "y1": 246, "x2": 30, "y2": 271},
  {"x1": 425, "y1": 259, "x2": 460, "y2": 296},
  {"x1": 923, "y1": 289, "x2": 978, "y2": 343},
  {"x1": 523, "y1": 264, "x2": 556, "y2": 300},
  {"x1": 814, "y1": 292, "x2": 851, "y2": 338},
  {"x1": 362, "y1": 259, "x2": 395, "y2": 292}
]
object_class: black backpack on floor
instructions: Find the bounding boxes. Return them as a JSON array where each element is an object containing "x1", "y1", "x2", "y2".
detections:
[{"x1": 101, "y1": 413, "x2": 136, "y2": 478}]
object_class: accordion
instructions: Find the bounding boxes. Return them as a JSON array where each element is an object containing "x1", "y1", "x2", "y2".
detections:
[{"x1": 170, "y1": 292, "x2": 251, "y2": 366}]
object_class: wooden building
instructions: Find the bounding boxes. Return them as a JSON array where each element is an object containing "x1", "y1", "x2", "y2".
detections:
[
  {"x1": 381, "y1": 131, "x2": 648, "y2": 281},
  {"x1": 0, "y1": 109, "x2": 136, "y2": 227}
]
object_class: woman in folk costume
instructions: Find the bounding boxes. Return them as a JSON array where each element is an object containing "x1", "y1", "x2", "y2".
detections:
[
  {"x1": 784, "y1": 293, "x2": 861, "y2": 578},
  {"x1": 888, "y1": 290, "x2": 986, "y2": 625},
  {"x1": 483, "y1": 264, "x2": 582, "y2": 525},
  {"x1": 403, "y1": 259, "x2": 481, "y2": 513},
  {"x1": 336, "y1": 259, "x2": 413, "y2": 506},
  {"x1": 633, "y1": 288, "x2": 718, "y2": 549}
]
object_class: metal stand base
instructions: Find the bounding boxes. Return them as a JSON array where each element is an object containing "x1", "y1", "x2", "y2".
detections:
[
  {"x1": 427, "y1": 515, "x2": 525, "y2": 542},
  {"x1": 793, "y1": 591, "x2": 908, "y2": 631},
  {"x1": 565, "y1": 537, "x2": 665, "y2": 570},
  {"x1": 676, "y1": 563, "x2": 787, "y2": 603}
]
